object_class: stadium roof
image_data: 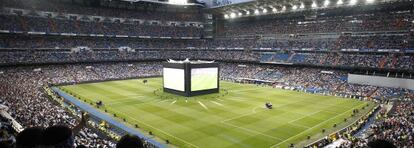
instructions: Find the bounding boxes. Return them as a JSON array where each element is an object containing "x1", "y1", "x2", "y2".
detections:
[
  {"x1": 167, "y1": 59, "x2": 215, "y2": 63},
  {"x1": 210, "y1": 0, "x2": 403, "y2": 19},
  {"x1": 119, "y1": 0, "x2": 205, "y2": 6}
]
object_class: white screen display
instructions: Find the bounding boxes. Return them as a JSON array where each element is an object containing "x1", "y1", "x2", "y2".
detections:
[
  {"x1": 163, "y1": 68, "x2": 185, "y2": 91},
  {"x1": 191, "y1": 68, "x2": 218, "y2": 91}
]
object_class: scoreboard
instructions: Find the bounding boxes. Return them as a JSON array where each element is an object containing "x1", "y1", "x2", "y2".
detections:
[{"x1": 163, "y1": 61, "x2": 219, "y2": 97}]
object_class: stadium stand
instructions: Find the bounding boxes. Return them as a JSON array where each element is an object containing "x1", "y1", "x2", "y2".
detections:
[{"x1": 0, "y1": 0, "x2": 413, "y2": 147}]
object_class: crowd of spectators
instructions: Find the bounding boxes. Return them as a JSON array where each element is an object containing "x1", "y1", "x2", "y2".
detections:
[
  {"x1": 219, "y1": 11, "x2": 413, "y2": 36},
  {"x1": 0, "y1": 36, "x2": 209, "y2": 49},
  {"x1": 0, "y1": 15, "x2": 203, "y2": 37},
  {"x1": 0, "y1": 63, "x2": 161, "y2": 147},
  {"x1": 0, "y1": 48, "x2": 259, "y2": 65},
  {"x1": 220, "y1": 63, "x2": 413, "y2": 99},
  {"x1": 0, "y1": 47, "x2": 412, "y2": 71},
  {"x1": 1, "y1": 0, "x2": 203, "y2": 22},
  {"x1": 261, "y1": 52, "x2": 414, "y2": 71},
  {"x1": 0, "y1": 61, "x2": 412, "y2": 147},
  {"x1": 0, "y1": 0, "x2": 412, "y2": 147},
  {"x1": 338, "y1": 100, "x2": 414, "y2": 148}
]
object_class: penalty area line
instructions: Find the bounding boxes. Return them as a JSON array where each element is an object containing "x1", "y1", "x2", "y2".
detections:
[
  {"x1": 198, "y1": 101, "x2": 208, "y2": 110},
  {"x1": 220, "y1": 121, "x2": 283, "y2": 141},
  {"x1": 211, "y1": 101, "x2": 224, "y2": 106},
  {"x1": 170, "y1": 100, "x2": 177, "y2": 105}
]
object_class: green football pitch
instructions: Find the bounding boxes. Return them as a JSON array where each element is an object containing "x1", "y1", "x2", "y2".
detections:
[{"x1": 59, "y1": 77, "x2": 376, "y2": 148}]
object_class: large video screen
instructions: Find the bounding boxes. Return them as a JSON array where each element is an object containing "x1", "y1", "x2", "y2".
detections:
[
  {"x1": 191, "y1": 68, "x2": 218, "y2": 91},
  {"x1": 163, "y1": 68, "x2": 185, "y2": 91}
]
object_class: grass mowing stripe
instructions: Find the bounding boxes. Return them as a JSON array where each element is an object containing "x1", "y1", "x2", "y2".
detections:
[
  {"x1": 116, "y1": 109, "x2": 201, "y2": 148},
  {"x1": 271, "y1": 102, "x2": 367, "y2": 148},
  {"x1": 60, "y1": 78, "x2": 373, "y2": 148},
  {"x1": 220, "y1": 121, "x2": 284, "y2": 141}
]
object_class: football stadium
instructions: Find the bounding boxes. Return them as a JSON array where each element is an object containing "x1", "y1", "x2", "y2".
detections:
[{"x1": 0, "y1": 0, "x2": 413, "y2": 148}]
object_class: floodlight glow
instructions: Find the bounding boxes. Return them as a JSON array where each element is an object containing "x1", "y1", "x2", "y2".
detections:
[
  {"x1": 246, "y1": 11, "x2": 250, "y2": 15},
  {"x1": 230, "y1": 12, "x2": 236, "y2": 18},
  {"x1": 300, "y1": 3, "x2": 305, "y2": 9},
  {"x1": 366, "y1": 0, "x2": 374, "y2": 4},
  {"x1": 169, "y1": 0, "x2": 187, "y2": 5},
  {"x1": 324, "y1": 0, "x2": 330, "y2": 7},
  {"x1": 312, "y1": 1, "x2": 318, "y2": 8},
  {"x1": 282, "y1": 6, "x2": 286, "y2": 11},
  {"x1": 292, "y1": 5, "x2": 298, "y2": 10},
  {"x1": 254, "y1": 9, "x2": 260, "y2": 15},
  {"x1": 224, "y1": 14, "x2": 229, "y2": 19},
  {"x1": 238, "y1": 12, "x2": 242, "y2": 16},
  {"x1": 263, "y1": 9, "x2": 268, "y2": 13},
  {"x1": 349, "y1": 0, "x2": 357, "y2": 5},
  {"x1": 272, "y1": 7, "x2": 277, "y2": 12},
  {"x1": 337, "y1": 0, "x2": 343, "y2": 5}
]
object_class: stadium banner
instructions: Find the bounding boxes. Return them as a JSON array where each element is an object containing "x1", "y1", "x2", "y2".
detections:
[
  {"x1": 348, "y1": 74, "x2": 414, "y2": 90},
  {"x1": 28, "y1": 31, "x2": 46, "y2": 35},
  {"x1": 115, "y1": 35, "x2": 128, "y2": 38},
  {"x1": 0, "y1": 30, "x2": 10, "y2": 33},
  {"x1": 206, "y1": 0, "x2": 255, "y2": 8}
]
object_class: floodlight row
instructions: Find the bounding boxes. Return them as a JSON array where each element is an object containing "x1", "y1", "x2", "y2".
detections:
[{"x1": 224, "y1": 0, "x2": 376, "y2": 19}]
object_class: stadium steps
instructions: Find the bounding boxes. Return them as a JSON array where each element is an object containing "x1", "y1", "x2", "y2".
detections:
[
  {"x1": 319, "y1": 54, "x2": 327, "y2": 65},
  {"x1": 19, "y1": 17, "x2": 28, "y2": 31},
  {"x1": 335, "y1": 82, "x2": 346, "y2": 91},
  {"x1": 378, "y1": 56, "x2": 388, "y2": 68},
  {"x1": 333, "y1": 55, "x2": 340, "y2": 65},
  {"x1": 48, "y1": 19, "x2": 57, "y2": 32},
  {"x1": 96, "y1": 22, "x2": 104, "y2": 34},
  {"x1": 287, "y1": 52, "x2": 296, "y2": 62},
  {"x1": 74, "y1": 20, "x2": 81, "y2": 32},
  {"x1": 367, "y1": 87, "x2": 379, "y2": 97},
  {"x1": 391, "y1": 54, "x2": 398, "y2": 68}
]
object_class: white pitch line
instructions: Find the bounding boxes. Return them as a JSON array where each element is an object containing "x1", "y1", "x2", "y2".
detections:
[
  {"x1": 221, "y1": 121, "x2": 283, "y2": 141},
  {"x1": 211, "y1": 101, "x2": 224, "y2": 106},
  {"x1": 252, "y1": 106, "x2": 263, "y2": 113},
  {"x1": 226, "y1": 97, "x2": 248, "y2": 102},
  {"x1": 106, "y1": 97, "x2": 153, "y2": 106},
  {"x1": 287, "y1": 110, "x2": 324, "y2": 125},
  {"x1": 159, "y1": 99, "x2": 169, "y2": 103},
  {"x1": 198, "y1": 101, "x2": 208, "y2": 109},
  {"x1": 170, "y1": 100, "x2": 177, "y2": 105},
  {"x1": 270, "y1": 103, "x2": 366, "y2": 148},
  {"x1": 217, "y1": 98, "x2": 224, "y2": 102},
  {"x1": 289, "y1": 123, "x2": 311, "y2": 129},
  {"x1": 223, "y1": 99, "x2": 307, "y2": 123},
  {"x1": 230, "y1": 88, "x2": 263, "y2": 92}
]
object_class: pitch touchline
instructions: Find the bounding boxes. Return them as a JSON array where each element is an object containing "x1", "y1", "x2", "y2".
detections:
[
  {"x1": 230, "y1": 88, "x2": 263, "y2": 92},
  {"x1": 106, "y1": 98, "x2": 156, "y2": 106},
  {"x1": 270, "y1": 103, "x2": 366, "y2": 148}
]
